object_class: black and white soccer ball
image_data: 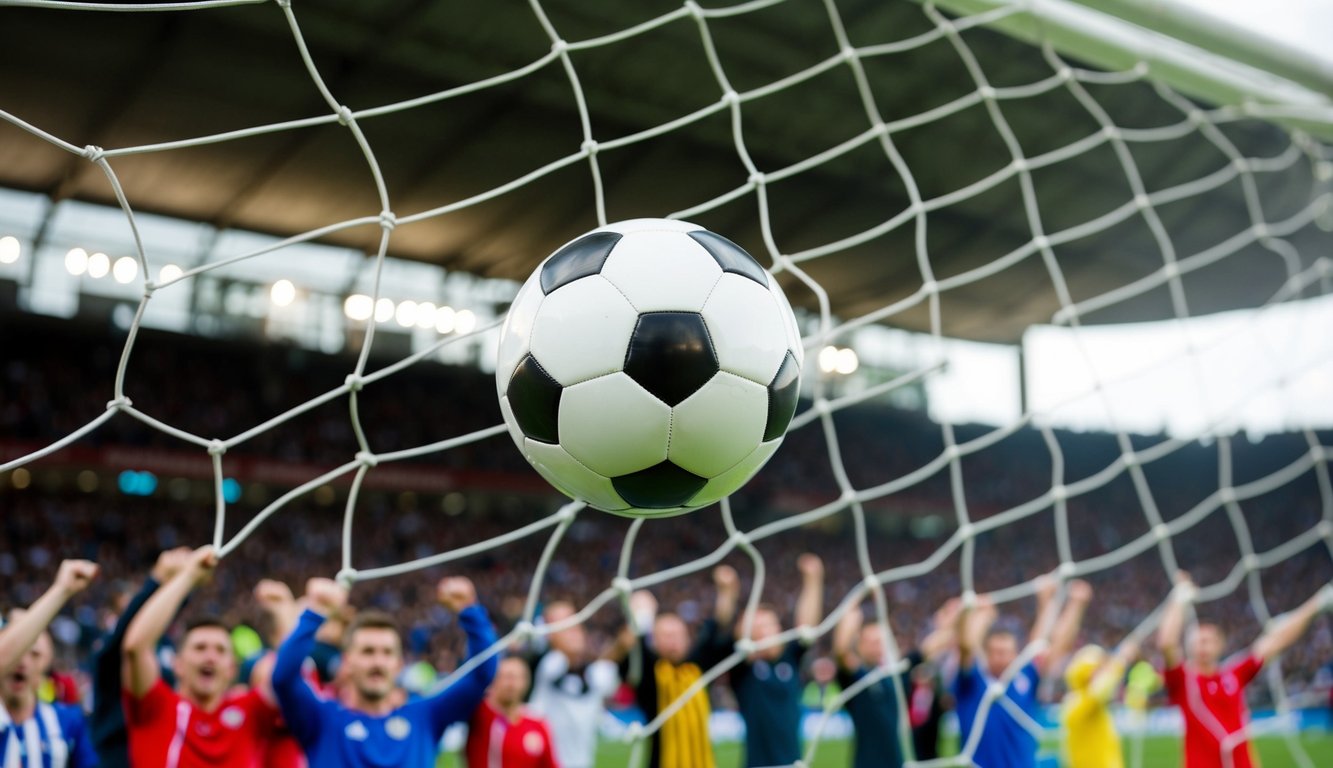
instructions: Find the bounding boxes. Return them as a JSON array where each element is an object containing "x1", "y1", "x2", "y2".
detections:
[{"x1": 496, "y1": 218, "x2": 804, "y2": 518}]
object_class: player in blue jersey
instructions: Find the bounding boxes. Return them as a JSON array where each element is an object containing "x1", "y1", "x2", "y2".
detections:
[
  {"x1": 272, "y1": 575, "x2": 497, "y2": 768},
  {"x1": 0, "y1": 560, "x2": 100, "y2": 768},
  {"x1": 952, "y1": 577, "x2": 1090, "y2": 768}
]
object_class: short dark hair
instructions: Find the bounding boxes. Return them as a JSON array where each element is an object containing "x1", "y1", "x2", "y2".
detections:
[
  {"x1": 183, "y1": 615, "x2": 231, "y2": 639},
  {"x1": 343, "y1": 610, "x2": 400, "y2": 649},
  {"x1": 984, "y1": 627, "x2": 1017, "y2": 645}
]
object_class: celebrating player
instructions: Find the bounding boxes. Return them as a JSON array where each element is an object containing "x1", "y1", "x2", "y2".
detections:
[
  {"x1": 122, "y1": 546, "x2": 282, "y2": 768},
  {"x1": 833, "y1": 593, "x2": 960, "y2": 767},
  {"x1": 953, "y1": 577, "x2": 1090, "y2": 768},
  {"x1": 466, "y1": 657, "x2": 559, "y2": 768},
  {"x1": 527, "y1": 600, "x2": 619, "y2": 768},
  {"x1": 0, "y1": 560, "x2": 100, "y2": 768},
  {"x1": 271, "y1": 575, "x2": 497, "y2": 768},
  {"x1": 1060, "y1": 586, "x2": 1140, "y2": 768},
  {"x1": 708, "y1": 554, "x2": 824, "y2": 768},
  {"x1": 610, "y1": 585, "x2": 733, "y2": 768},
  {"x1": 1158, "y1": 571, "x2": 1332, "y2": 768}
]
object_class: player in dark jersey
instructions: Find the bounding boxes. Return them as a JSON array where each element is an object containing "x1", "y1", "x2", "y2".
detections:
[{"x1": 271, "y1": 575, "x2": 497, "y2": 768}]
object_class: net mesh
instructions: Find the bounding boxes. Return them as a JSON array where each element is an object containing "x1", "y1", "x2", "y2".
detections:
[{"x1": 2, "y1": 1, "x2": 1332, "y2": 766}]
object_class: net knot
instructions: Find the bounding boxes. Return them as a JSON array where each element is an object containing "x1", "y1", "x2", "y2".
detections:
[
  {"x1": 335, "y1": 105, "x2": 355, "y2": 126},
  {"x1": 796, "y1": 624, "x2": 818, "y2": 644},
  {"x1": 862, "y1": 574, "x2": 879, "y2": 592},
  {"x1": 105, "y1": 396, "x2": 131, "y2": 411},
  {"x1": 986, "y1": 681, "x2": 1006, "y2": 700},
  {"x1": 344, "y1": 374, "x2": 364, "y2": 392},
  {"x1": 1058, "y1": 562, "x2": 1077, "y2": 578},
  {"x1": 581, "y1": 139, "x2": 599, "y2": 156},
  {"x1": 1171, "y1": 580, "x2": 1198, "y2": 604},
  {"x1": 1050, "y1": 484, "x2": 1067, "y2": 502},
  {"x1": 378, "y1": 211, "x2": 397, "y2": 231},
  {"x1": 684, "y1": 0, "x2": 703, "y2": 19},
  {"x1": 840, "y1": 46, "x2": 856, "y2": 63},
  {"x1": 728, "y1": 528, "x2": 750, "y2": 548},
  {"x1": 207, "y1": 439, "x2": 227, "y2": 456},
  {"x1": 1152, "y1": 523, "x2": 1170, "y2": 542},
  {"x1": 550, "y1": 38, "x2": 568, "y2": 54},
  {"x1": 735, "y1": 638, "x2": 756, "y2": 656},
  {"x1": 977, "y1": 85, "x2": 996, "y2": 101},
  {"x1": 1218, "y1": 487, "x2": 1237, "y2": 505},
  {"x1": 513, "y1": 620, "x2": 535, "y2": 640},
  {"x1": 961, "y1": 590, "x2": 977, "y2": 609},
  {"x1": 958, "y1": 522, "x2": 975, "y2": 540},
  {"x1": 356, "y1": 451, "x2": 378, "y2": 468},
  {"x1": 625, "y1": 721, "x2": 644, "y2": 741},
  {"x1": 335, "y1": 568, "x2": 357, "y2": 588},
  {"x1": 720, "y1": 90, "x2": 739, "y2": 107},
  {"x1": 556, "y1": 503, "x2": 580, "y2": 522},
  {"x1": 1319, "y1": 584, "x2": 1333, "y2": 612},
  {"x1": 747, "y1": 171, "x2": 766, "y2": 186},
  {"x1": 612, "y1": 576, "x2": 633, "y2": 595},
  {"x1": 1318, "y1": 520, "x2": 1333, "y2": 538},
  {"x1": 82, "y1": 145, "x2": 105, "y2": 162},
  {"x1": 1243, "y1": 554, "x2": 1260, "y2": 572}
]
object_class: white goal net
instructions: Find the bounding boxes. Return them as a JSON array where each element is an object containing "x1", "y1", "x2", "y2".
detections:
[{"x1": 2, "y1": 0, "x2": 1332, "y2": 766}]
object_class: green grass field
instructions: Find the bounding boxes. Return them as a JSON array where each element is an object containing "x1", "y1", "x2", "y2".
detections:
[{"x1": 441, "y1": 733, "x2": 1333, "y2": 767}]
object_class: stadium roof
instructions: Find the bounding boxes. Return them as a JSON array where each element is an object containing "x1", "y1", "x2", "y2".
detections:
[{"x1": 1, "y1": 0, "x2": 1329, "y2": 343}]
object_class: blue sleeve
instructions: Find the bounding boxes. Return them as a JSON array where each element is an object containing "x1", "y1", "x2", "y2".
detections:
[
  {"x1": 64, "y1": 708, "x2": 100, "y2": 768},
  {"x1": 421, "y1": 604, "x2": 498, "y2": 739},
  {"x1": 953, "y1": 660, "x2": 981, "y2": 698},
  {"x1": 272, "y1": 609, "x2": 329, "y2": 747}
]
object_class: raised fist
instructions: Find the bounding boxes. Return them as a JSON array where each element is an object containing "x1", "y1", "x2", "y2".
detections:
[
  {"x1": 437, "y1": 576, "x2": 477, "y2": 613},
  {"x1": 712, "y1": 565, "x2": 740, "y2": 593},
  {"x1": 151, "y1": 547, "x2": 192, "y2": 584},
  {"x1": 254, "y1": 579, "x2": 296, "y2": 615},
  {"x1": 1069, "y1": 579, "x2": 1093, "y2": 603},
  {"x1": 55, "y1": 560, "x2": 99, "y2": 596},
  {"x1": 797, "y1": 554, "x2": 824, "y2": 579},
  {"x1": 305, "y1": 577, "x2": 348, "y2": 617}
]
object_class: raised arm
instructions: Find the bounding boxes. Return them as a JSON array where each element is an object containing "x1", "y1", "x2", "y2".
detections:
[
  {"x1": 1157, "y1": 571, "x2": 1193, "y2": 670},
  {"x1": 920, "y1": 597, "x2": 962, "y2": 661},
  {"x1": 832, "y1": 601, "x2": 863, "y2": 672},
  {"x1": 957, "y1": 595, "x2": 996, "y2": 671},
  {"x1": 795, "y1": 554, "x2": 824, "y2": 635},
  {"x1": 1043, "y1": 579, "x2": 1092, "y2": 675},
  {"x1": 425, "y1": 577, "x2": 499, "y2": 739},
  {"x1": 0, "y1": 559, "x2": 98, "y2": 674},
  {"x1": 123, "y1": 547, "x2": 216, "y2": 698},
  {"x1": 1029, "y1": 574, "x2": 1060, "y2": 647},
  {"x1": 1253, "y1": 584, "x2": 1333, "y2": 664},
  {"x1": 250, "y1": 579, "x2": 300, "y2": 704},
  {"x1": 713, "y1": 565, "x2": 740, "y2": 628},
  {"x1": 1088, "y1": 636, "x2": 1141, "y2": 704},
  {"x1": 273, "y1": 578, "x2": 345, "y2": 747}
]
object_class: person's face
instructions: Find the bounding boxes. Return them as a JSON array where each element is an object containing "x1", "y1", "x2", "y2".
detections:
[
  {"x1": 174, "y1": 626, "x2": 236, "y2": 702},
  {"x1": 489, "y1": 658, "x2": 531, "y2": 707},
  {"x1": 1189, "y1": 625, "x2": 1225, "y2": 667},
  {"x1": 1, "y1": 632, "x2": 51, "y2": 702},
  {"x1": 653, "y1": 615, "x2": 690, "y2": 664},
  {"x1": 544, "y1": 602, "x2": 586, "y2": 660},
  {"x1": 812, "y1": 657, "x2": 835, "y2": 685},
  {"x1": 984, "y1": 632, "x2": 1018, "y2": 678},
  {"x1": 344, "y1": 627, "x2": 404, "y2": 703},
  {"x1": 744, "y1": 609, "x2": 783, "y2": 661},
  {"x1": 857, "y1": 624, "x2": 885, "y2": 667}
]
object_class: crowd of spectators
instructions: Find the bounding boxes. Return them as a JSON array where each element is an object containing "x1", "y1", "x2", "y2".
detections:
[{"x1": 3, "y1": 313, "x2": 1331, "y2": 712}]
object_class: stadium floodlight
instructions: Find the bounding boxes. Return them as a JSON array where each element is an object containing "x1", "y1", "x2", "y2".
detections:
[
  {"x1": 434, "y1": 305, "x2": 456, "y2": 334},
  {"x1": 835, "y1": 347, "x2": 859, "y2": 375},
  {"x1": 0, "y1": 235, "x2": 19, "y2": 264},
  {"x1": 415, "y1": 301, "x2": 438, "y2": 330},
  {"x1": 395, "y1": 299, "x2": 418, "y2": 327},
  {"x1": 454, "y1": 308, "x2": 476, "y2": 335},
  {"x1": 64, "y1": 247, "x2": 88, "y2": 276},
  {"x1": 817, "y1": 346, "x2": 839, "y2": 374},
  {"x1": 158, "y1": 264, "x2": 184, "y2": 284},
  {"x1": 86, "y1": 252, "x2": 109, "y2": 279},
  {"x1": 374, "y1": 297, "x2": 395, "y2": 323},
  {"x1": 270, "y1": 279, "x2": 296, "y2": 307},
  {"x1": 112, "y1": 256, "x2": 138, "y2": 284},
  {"x1": 343, "y1": 293, "x2": 374, "y2": 321}
]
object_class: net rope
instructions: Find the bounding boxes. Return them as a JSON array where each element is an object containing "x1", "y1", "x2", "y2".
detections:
[{"x1": 1, "y1": 0, "x2": 1332, "y2": 766}]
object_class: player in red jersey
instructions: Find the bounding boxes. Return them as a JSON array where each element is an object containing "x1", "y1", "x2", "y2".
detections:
[
  {"x1": 122, "y1": 546, "x2": 282, "y2": 768},
  {"x1": 1158, "y1": 571, "x2": 1331, "y2": 768},
  {"x1": 466, "y1": 657, "x2": 560, "y2": 768}
]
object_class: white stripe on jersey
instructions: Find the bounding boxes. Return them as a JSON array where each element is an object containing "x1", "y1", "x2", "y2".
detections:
[
  {"x1": 165, "y1": 701, "x2": 192, "y2": 768},
  {"x1": 1, "y1": 702, "x2": 69, "y2": 768},
  {"x1": 38, "y1": 704, "x2": 67, "y2": 768},
  {"x1": 487, "y1": 718, "x2": 506, "y2": 768}
]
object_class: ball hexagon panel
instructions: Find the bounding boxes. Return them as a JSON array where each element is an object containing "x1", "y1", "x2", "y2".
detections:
[
  {"x1": 559, "y1": 372, "x2": 671, "y2": 477},
  {"x1": 505, "y1": 355, "x2": 562, "y2": 444},
  {"x1": 529, "y1": 275, "x2": 639, "y2": 386},
  {"x1": 623, "y1": 312, "x2": 718, "y2": 407},
  {"x1": 701, "y1": 273, "x2": 790, "y2": 385},
  {"x1": 495, "y1": 270, "x2": 546, "y2": 395},
  {"x1": 686, "y1": 438, "x2": 782, "y2": 508},
  {"x1": 599, "y1": 231, "x2": 723, "y2": 312},
  {"x1": 524, "y1": 439, "x2": 630, "y2": 512},
  {"x1": 765, "y1": 351, "x2": 801, "y2": 442},
  {"x1": 688, "y1": 230, "x2": 768, "y2": 287},
  {"x1": 767, "y1": 272, "x2": 805, "y2": 367},
  {"x1": 540, "y1": 231, "x2": 622, "y2": 294},
  {"x1": 611, "y1": 460, "x2": 709, "y2": 510},
  {"x1": 668, "y1": 372, "x2": 768, "y2": 477}
]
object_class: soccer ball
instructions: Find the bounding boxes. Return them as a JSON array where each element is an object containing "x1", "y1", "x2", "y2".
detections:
[{"x1": 495, "y1": 218, "x2": 804, "y2": 518}]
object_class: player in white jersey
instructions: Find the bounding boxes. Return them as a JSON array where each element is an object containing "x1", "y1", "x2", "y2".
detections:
[
  {"x1": 527, "y1": 601, "x2": 620, "y2": 768},
  {"x1": 0, "y1": 560, "x2": 100, "y2": 768}
]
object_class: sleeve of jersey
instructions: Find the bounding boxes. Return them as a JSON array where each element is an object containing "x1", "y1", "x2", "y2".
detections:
[
  {"x1": 952, "y1": 661, "x2": 979, "y2": 698},
  {"x1": 272, "y1": 609, "x2": 328, "y2": 748},
  {"x1": 66, "y1": 708, "x2": 101, "y2": 768},
  {"x1": 1231, "y1": 655, "x2": 1264, "y2": 687},
  {"x1": 1162, "y1": 663, "x2": 1185, "y2": 704},
  {"x1": 535, "y1": 650, "x2": 569, "y2": 688},
  {"x1": 123, "y1": 677, "x2": 172, "y2": 725},
  {"x1": 424, "y1": 603, "x2": 499, "y2": 739},
  {"x1": 538, "y1": 719, "x2": 561, "y2": 768}
]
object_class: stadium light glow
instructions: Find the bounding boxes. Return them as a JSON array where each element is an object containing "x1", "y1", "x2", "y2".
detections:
[
  {"x1": 158, "y1": 264, "x2": 184, "y2": 284},
  {"x1": 117, "y1": 470, "x2": 157, "y2": 496},
  {"x1": 434, "y1": 306, "x2": 456, "y2": 334},
  {"x1": 9, "y1": 467, "x2": 31, "y2": 490},
  {"x1": 817, "y1": 345, "x2": 839, "y2": 373},
  {"x1": 64, "y1": 247, "x2": 89, "y2": 276},
  {"x1": 395, "y1": 299, "x2": 418, "y2": 327},
  {"x1": 455, "y1": 308, "x2": 476, "y2": 334},
  {"x1": 415, "y1": 301, "x2": 437, "y2": 329},
  {"x1": 0, "y1": 235, "x2": 19, "y2": 264},
  {"x1": 374, "y1": 297, "x2": 395, "y2": 323},
  {"x1": 112, "y1": 256, "x2": 138, "y2": 284},
  {"x1": 344, "y1": 294, "x2": 373, "y2": 321},
  {"x1": 222, "y1": 477, "x2": 242, "y2": 504},
  {"x1": 835, "y1": 347, "x2": 859, "y2": 375},
  {"x1": 87, "y1": 252, "x2": 110, "y2": 279},
  {"x1": 270, "y1": 279, "x2": 296, "y2": 307}
]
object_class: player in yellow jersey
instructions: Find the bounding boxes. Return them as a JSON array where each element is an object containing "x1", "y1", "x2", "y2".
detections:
[{"x1": 1060, "y1": 632, "x2": 1140, "y2": 768}]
